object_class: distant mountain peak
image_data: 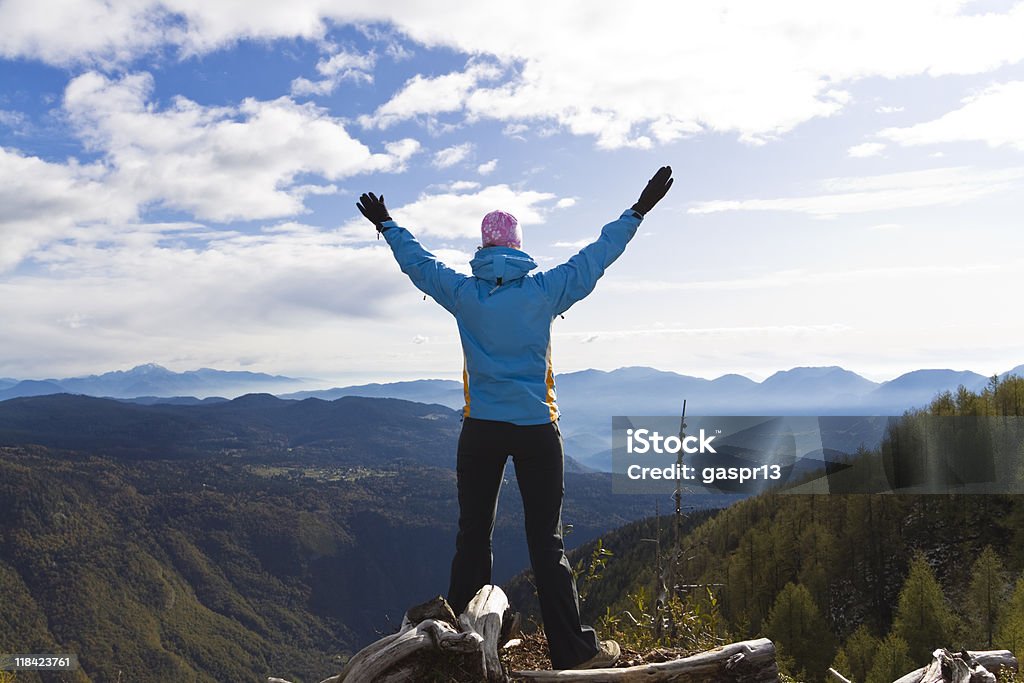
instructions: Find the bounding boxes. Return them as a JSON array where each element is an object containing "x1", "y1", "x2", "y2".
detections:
[
  {"x1": 761, "y1": 366, "x2": 872, "y2": 385},
  {"x1": 127, "y1": 363, "x2": 172, "y2": 374},
  {"x1": 1000, "y1": 364, "x2": 1024, "y2": 380},
  {"x1": 765, "y1": 366, "x2": 849, "y2": 379},
  {"x1": 228, "y1": 393, "x2": 285, "y2": 406},
  {"x1": 609, "y1": 366, "x2": 665, "y2": 376},
  {"x1": 876, "y1": 368, "x2": 988, "y2": 392},
  {"x1": 710, "y1": 373, "x2": 759, "y2": 387}
]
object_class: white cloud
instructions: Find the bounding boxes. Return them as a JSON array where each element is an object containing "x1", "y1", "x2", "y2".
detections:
[
  {"x1": 876, "y1": 105, "x2": 905, "y2": 113},
  {"x1": 603, "y1": 263, "x2": 1001, "y2": 293},
  {"x1": 477, "y1": 158, "x2": 498, "y2": 175},
  {"x1": 318, "y1": 48, "x2": 375, "y2": 78},
  {"x1": 448, "y1": 180, "x2": 480, "y2": 192},
  {"x1": 288, "y1": 77, "x2": 339, "y2": 97},
  {"x1": 0, "y1": 146, "x2": 134, "y2": 270},
  {"x1": 432, "y1": 142, "x2": 473, "y2": 169},
  {"x1": 1, "y1": 68, "x2": 425, "y2": 272},
  {"x1": 105, "y1": 224, "x2": 459, "y2": 307},
  {"x1": 338, "y1": 183, "x2": 559, "y2": 241},
  {"x1": 552, "y1": 239, "x2": 590, "y2": 249},
  {"x1": 848, "y1": 142, "x2": 886, "y2": 157},
  {"x1": 3, "y1": 3, "x2": 1024, "y2": 148},
  {"x1": 0, "y1": 109, "x2": 26, "y2": 128},
  {"x1": 385, "y1": 41, "x2": 413, "y2": 61},
  {"x1": 555, "y1": 197, "x2": 576, "y2": 209},
  {"x1": 825, "y1": 89, "x2": 853, "y2": 105},
  {"x1": 877, "y1": 80, "x2": 1024, "y2": 151},
  {"x1": 355, "y1": 2, "x2": 1024, "y2": 148},
  {"x1": 688, "y1": 166, "x2": 1024, "y2": 217},
  {"x1": 383, "y1": 137, "x2": 421, "y2": 162},
  {"x1": 556, "y1": 324, "x2": 853, "y2": 340},
  {"x1": 290, "y1": 47, "x2": 375, "y2": 96},
  {"x1": 359, "y1": 61, "x2": 505, "y2": 130},
  {"x1": 161, "y1": 1, "x2": 334, "y2": 57},
  {"x1": 503, "y1": 123, "x2": 528, "y2": 137},
  {"x1": 648, "y1": 117, "x2": 703, "y2": 144},
  {"x1": 0, "y1": 221, "x2": 448, "y2": 377},
  {"x1": 63, "y1": 71, "x2": 420, "y2": 222},
  {"x1": 0, "y1": 0, "x2": 167, "y2": 65}
]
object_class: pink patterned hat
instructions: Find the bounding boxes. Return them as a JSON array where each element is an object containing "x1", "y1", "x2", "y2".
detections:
[{"x1": 480, "y1": 210, "x2": 522, "y2": 249}]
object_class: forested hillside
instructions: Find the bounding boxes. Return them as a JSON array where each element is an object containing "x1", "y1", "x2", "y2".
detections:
[
  {"x1": 0, "y1": 395, "x2": 660, "y2": 682},
  {"x1": 510, "y1": 375, "x2": 1024, "y2": 682}
]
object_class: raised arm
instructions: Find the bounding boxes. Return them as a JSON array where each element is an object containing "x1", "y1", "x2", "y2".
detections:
[
  {"x1": 534, "y1": 166, "x2": 674, "y2": 315},
  {"x1": 357, "y1": 192, "x2": 467, "y2": 314}
]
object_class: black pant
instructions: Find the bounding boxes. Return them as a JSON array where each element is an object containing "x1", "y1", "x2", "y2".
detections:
[{"x1": 446, "y1": 416, "x2": 600, "y2": 670}]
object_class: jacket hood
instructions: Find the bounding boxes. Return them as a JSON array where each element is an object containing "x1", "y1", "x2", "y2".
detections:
[{"x1": 470, "y1": 246, "x2": 537, "y2": 285}]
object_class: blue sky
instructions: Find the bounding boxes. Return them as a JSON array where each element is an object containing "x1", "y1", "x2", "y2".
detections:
[{"x1": 1, "y1": 0, "x2": 1023, "y2": 385}]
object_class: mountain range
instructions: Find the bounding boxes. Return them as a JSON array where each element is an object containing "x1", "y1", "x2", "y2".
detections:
[
  {"x1": 285, "y1": 364, "x2": 1023, "y2": 471},
  {"x1": 0, "y1": 363, "x2": 306, "y2": 400},
  {"x1": 303, "y1": 363, "x2": 1023, "y2": 414},
  {"x1": 3, "y1": 362, "x2": 1022, "y2": 471},
  {"x1": 3, "y1": 363, "x2": 1021, "y2": 407}
]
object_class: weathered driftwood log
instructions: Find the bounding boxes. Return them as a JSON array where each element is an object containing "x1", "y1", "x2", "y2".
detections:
[
  {"x1": 269, "y1": 586, "x2": 780, "y2": 683},
  {"x1": 511, "y1": 637, "x2": 778, "y2": 682},
  {"x1": 460, "y1": 584, "x2": 511, "y2": 682},
  {"x1": 827, "y1": 667, "x2": 852, "y2": 683},
  {"x1": 300, "y1": 586, "x2": 511, "y2": 683},
  {"x1": 892, "y1": 649, "x2": 1018, "y2": 683}
]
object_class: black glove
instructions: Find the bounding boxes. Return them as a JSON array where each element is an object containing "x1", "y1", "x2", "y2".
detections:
[
  {"x1": 631, "y1": 166, "x2": 674, "y2": 216},
  {"x1": 356, "y1": 192, "x2": 392, "y2": 231}
]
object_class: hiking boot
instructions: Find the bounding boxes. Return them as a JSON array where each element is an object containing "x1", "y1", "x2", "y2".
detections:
[{"x1": 573, "y1": 639, "x2": 621, "y2": 670}]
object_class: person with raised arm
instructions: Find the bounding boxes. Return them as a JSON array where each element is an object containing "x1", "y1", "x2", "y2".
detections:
[{"x1": 357, "y1": 166, "x2": 674, "y2": 670}]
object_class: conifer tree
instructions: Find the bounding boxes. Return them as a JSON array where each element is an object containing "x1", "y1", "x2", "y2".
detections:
[
  {"x1": 763, "y1": 582, "x2": 834, "y2": 680},
  {"x1": 797, "y1": 521, "x2": 835, "y2": 613},
  {"x1": 830, "y1": 647, "x2": 851, "y2": 682},
  {"x1": 995, "y1": 575, "x2": 1024, "y2": 656},
  {"x1": 967, "y1": 546, "x2": 1006, "y2": 647},
  {"x1": 844, "y1": 624, "x2": 879, "y2": 683},
  {"x1": 892, "y1": 553, "x2": 955, "y2": 663},
  {"x1": 866, "y1": 633, "x2": 914, "y2": 683}
]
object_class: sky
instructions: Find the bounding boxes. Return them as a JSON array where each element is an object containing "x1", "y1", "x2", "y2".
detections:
[{"x1": 1, "y1": 0, "x2": 1023, "y2": 386}]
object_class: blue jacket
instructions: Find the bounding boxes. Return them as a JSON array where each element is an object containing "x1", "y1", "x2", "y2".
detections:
[{"x1": 381, "y1": 209, "x2": 642, "y2": 425}]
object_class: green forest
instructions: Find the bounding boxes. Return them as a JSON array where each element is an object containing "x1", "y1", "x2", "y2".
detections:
[
  {"x1": 0, "y1": 394, "x2": 653, "y2": 682},
  {"x1": 545, "y1": 375, "x2": 1024, "y2": 682}
]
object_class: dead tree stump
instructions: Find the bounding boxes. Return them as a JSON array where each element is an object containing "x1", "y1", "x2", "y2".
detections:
[
  {"x1": 330, "y1": 586, "x2": 511, "y2": 683},
  {"x1": 892, "y1": 649, "x2": 1018, "y2": 683}
]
